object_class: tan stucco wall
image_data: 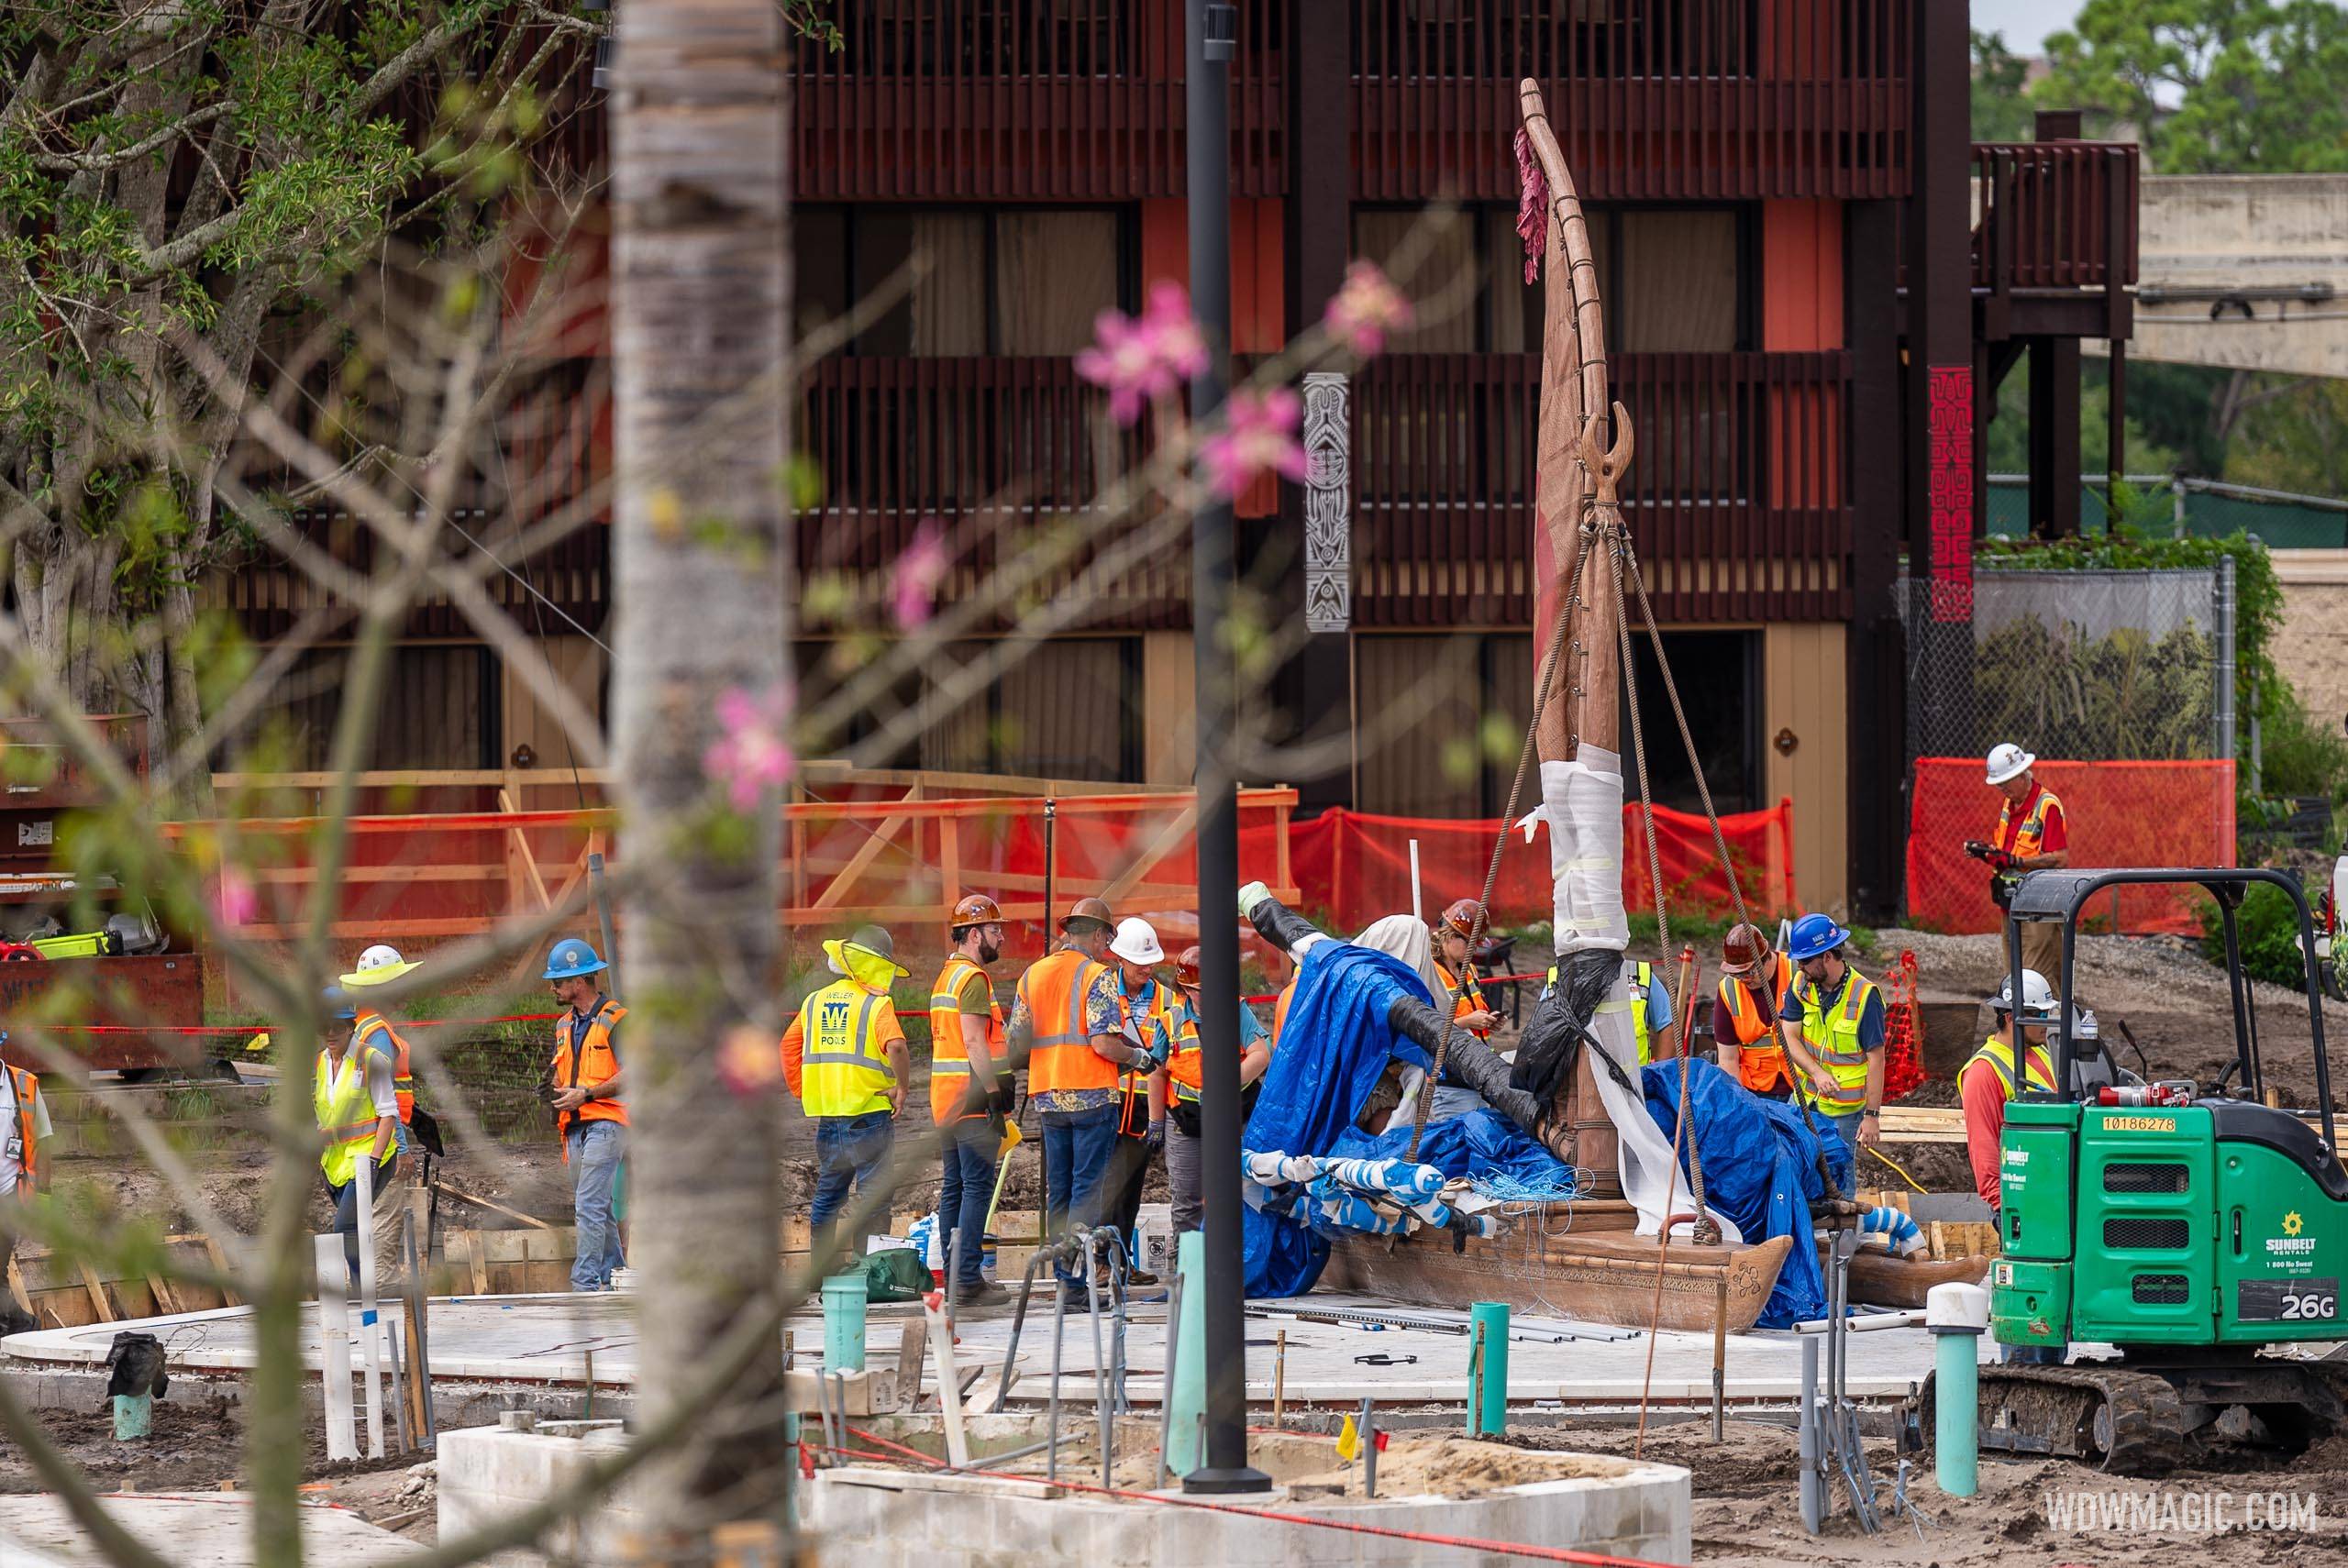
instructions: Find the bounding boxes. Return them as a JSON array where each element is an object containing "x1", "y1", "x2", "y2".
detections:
[
  {"x1": 1764, "y1": 622, "x2": 1850, "y2": 918},
  {"x1": 2274, "y1": 550, "x2": 2348, "y2": 737}
]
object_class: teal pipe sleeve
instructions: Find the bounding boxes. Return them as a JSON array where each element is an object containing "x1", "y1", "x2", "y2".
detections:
[
  {"x1": 1168, "y1": 1230, "x2": 1208, "y2": 1474},
  {"x1": 822, "y1": 1271, "x2": 869, "y2": 1373},
  {"x1": 1469, "y1": 1301, "x2": 1509, "y2": 1437},
  {"x1": 1926, "y1": 1282, "x2": 1989, "y2": 1498}
]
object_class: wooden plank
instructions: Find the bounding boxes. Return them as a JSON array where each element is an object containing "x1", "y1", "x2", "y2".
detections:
[
  {"x1": 6, "y1": 1254, "x2": 31, "y2": 1314},
  {"x1": 497, "y1": 789, "x2": 556, "y2": 911},
  {"x1": 148, "y1": 1275, "x2": 182, "y2": 1317},
  {"x1": 808, "y1": 812, "x2": 911, "y2": 911},
  {"x1": 1928, "y1": 1220, "x2": 1948, "y2": 1262},
  {"x1": 77, "y1": 1262, "x2": 114, "y2": 1323}
]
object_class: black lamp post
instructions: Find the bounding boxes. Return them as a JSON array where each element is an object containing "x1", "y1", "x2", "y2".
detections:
[{"x1": 1183, "y1": 0, "x2": 1270, "y2": 1498}]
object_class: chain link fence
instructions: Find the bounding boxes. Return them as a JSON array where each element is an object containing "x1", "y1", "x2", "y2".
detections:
[
  {"x1": 1900, "y1": 567, "x2": 2228, "y2": 765},
  {"x1": 1987, "y1": 474, "x2": 2348, "y2": 548}
]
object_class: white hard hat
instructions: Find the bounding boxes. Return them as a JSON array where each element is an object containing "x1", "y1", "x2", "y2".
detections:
[
  {"x1": 1108, "y1": 917, "x2": 1166, "y2": 966},
  {"x1": 340, "y1": 942, "x2": 417, "y2": 988},
  {"x1": 1993, "y1": 968, "x2": 2058, "y2": 1021},
  {"x1": 1986, "y1": 743, "x2": 2036, "y2": 785}
]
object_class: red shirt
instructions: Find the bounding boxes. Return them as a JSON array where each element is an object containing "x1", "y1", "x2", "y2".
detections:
[
  {"x1": 1960, "y1": 1066, "x2": 2010, "y2": 1209},
  {"x1": 1994, "y1": 782, "x2": 2067, "y2": 857}
]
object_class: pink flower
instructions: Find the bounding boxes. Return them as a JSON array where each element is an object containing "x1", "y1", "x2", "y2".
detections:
[
  {"x1": 716, "y1": 1023, "x2": 783, "y2": 1097},
  {"x1": 1074, "y1": 281, "x2": 1208, "y2": 425},
  {"x1": 703, "y1": 684, "x2": 795, "y2": 809},
  {"x1": 212, "y1": 867, "x2": 259, "y2": 929},
  {"x1": 1324, "y1": 260, "x2": 1414, "y2": 357},
  {"x1": 1200, "y1": 388, "x2": 1307, "y2": 497},
  {"x1": 891, "y1": 517, "x2": 950, "y2": 631}
]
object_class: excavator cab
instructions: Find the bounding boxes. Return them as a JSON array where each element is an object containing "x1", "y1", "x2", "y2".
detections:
[{"x1": 1952, "y1": 867, "x2": 2348, "y2": 1470}]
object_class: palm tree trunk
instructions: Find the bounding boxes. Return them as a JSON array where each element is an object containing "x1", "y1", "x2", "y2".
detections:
[{"x1": 610, "y1": 0, "x2": 792, "y2": 1535}]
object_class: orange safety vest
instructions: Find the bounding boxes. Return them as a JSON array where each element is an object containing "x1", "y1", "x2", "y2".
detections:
[
  {"x1": 1015, "y1": 950, "x2": 1118, "y2": 1095},
  {"x1": 552, "y1": 999, "x2": 628, "y2": 1154},
  {"x1": 1272, "y1": 979, "x2": 1297, "y2": 1048},
  {"x1": 5, "y1": 1063, "x2": 38, "y2": 1198},
  {"x1": 929, "y1": 955, "x2": 1005, "y2": 1127},
  {"x1": 1114, "y1": 977, "x2": 1178, "y2": 1132},
  {"x1": 1434, "y1": 961, "x2": 1490, "y2": 1040},
  {"x1": 1715, "y1": 952, "x2": 1797, "y2": 1093},
  {"x1": 354, "y1": 1010, "x2": 415, "y2": 1123},
  {"x1": 1994, "y1": 783, "x2": 2065, "y2": 859}
]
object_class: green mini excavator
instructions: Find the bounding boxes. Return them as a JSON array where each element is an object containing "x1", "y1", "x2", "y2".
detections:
[{"x1": 1917, "y1": 867, "x2": 2348, "y2": 1474}]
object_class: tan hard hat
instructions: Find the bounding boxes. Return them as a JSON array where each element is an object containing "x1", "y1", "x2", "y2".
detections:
[
  {"x1": 950, "y1": 893, "x2": 1004, "y2": 931},
  {"x1": 1058, "y1": 895, "x2": 1114, "y2": 933},
  {"x1": 1175, "y1": 945, "x2": 1202, "y2": 988},
  {"x1": 1435, "y1": 899, "x2": 1482, "y2": 939},
  {"x1": 1721, "y1": 922, "x2": 1769, "y2": 976}
]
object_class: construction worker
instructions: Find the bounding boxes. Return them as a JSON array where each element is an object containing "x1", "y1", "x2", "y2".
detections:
[
  {"x1": 316, "y1": 988, "x2": 398, "y2": 1280},
  {"x1": 783, "y1": 925, "x2": 912, "y2": 1253},
  {"x1": 1775, "y1": 913, "x2": 1885, "y2": 1186},
  {"x1": 1714, "y1": 923, "x2": 1797, "y2": 1098},
  {"x1": 1102, "y1": 918, "x2": 1176, "y2": 1275},
  {"x1": 1431, "y1": 900, "x2": 1501, "y2": 1040},
  {"x1": 0, "y1": 1031, "x2": 50, "y2": 1293},
  {"x1": 1960, "y1": 969, "x2": 2059, "y2": 1212},
  {"x1": 1163, "y1": 945, "x2": 1272, "y2": 1234},
  {"x1": 932, "y1": 895, "x2": 1011, "y2": 1305},
  {"x1": 1966, "y1": 743, "x2": 2070, "y2": 984},
  {"x1": 1006, "y1": 896, "x2": 1152, "y2": 1285},
  {"x1": 341, "y1": 944, "x2": 418, "y2": 1155},
  {"x1": 545, "y1": 938, "x2": 628, "y2": 1292}
]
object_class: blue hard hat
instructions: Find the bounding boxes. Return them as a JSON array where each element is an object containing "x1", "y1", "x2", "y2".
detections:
[
  {"x1": 1788, "y1": 913, "x2": 1849, "y2": 962},
  {"x1": 324, "y1": 986, "x2": 357, "y2": 1021},
  {"x1": 543, "y1": 938, "x2": 608, "y2": 982}
]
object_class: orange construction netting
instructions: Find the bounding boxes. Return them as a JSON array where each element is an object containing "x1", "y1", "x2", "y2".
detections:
[
  {"x1": 1903, "y1": 757, "x2": 2236, "y2": 938},
  {"x1": 1282, "y1": 801, "x2": 1798, "y2": 934}
]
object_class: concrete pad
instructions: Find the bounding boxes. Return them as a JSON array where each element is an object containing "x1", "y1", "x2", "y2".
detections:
[
  {"x1": 0, "y1": 1493, "x2": 418, "y2": 1568},
  {"x1": 2, "y1": 1286, "x2": 1988, "y2": 1408}
]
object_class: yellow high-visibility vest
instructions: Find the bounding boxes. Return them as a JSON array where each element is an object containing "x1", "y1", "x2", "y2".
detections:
[
  {"x1": 314, "y1": 1047, "x2": 384, "y2": 1187},
  {"x1": 795, "y1": 977, "x2": 898, "y2": 1118}
]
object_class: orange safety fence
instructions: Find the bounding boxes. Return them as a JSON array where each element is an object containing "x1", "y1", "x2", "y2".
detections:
[
  {"x1": 1903, "y1": 756, "x2": 2236, "y2": 938},
  {"x1": 163, "y1": 788, "x2": 1303, "y2": 953},
  {"x1": 1284, "y1": 801, "x2": 1799, "y2": 934}
]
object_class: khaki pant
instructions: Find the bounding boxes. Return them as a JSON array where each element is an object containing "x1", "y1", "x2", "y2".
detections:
[{"x1": 2018, "y1": 921, "x2": 2064, "y2": 991}]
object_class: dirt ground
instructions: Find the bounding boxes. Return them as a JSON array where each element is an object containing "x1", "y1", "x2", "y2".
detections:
[
  {"x1": 1514, "y1": 1417, "x2": 2348, "y2": 1565},
  {"x1": 0, "y1": 1395, "x2": 439, "y2": 1541}
]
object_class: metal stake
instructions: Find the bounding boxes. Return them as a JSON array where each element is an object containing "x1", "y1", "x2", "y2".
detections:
[
  {"x1": 1047, "y1": 1267, "x2": 1069, "y2": 1483},
  {"x1": 1360, "y1": 1397, "x2": 1378, "y2": 1497}
]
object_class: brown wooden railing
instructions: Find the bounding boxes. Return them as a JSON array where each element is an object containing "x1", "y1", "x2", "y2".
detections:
[
  {"x1": 1350, "y1": 351, "x2": 1853, "y2": 624},
  {"x1": 1351, "y1": 0, "x2": 1912, "y2": 201},
  {"x1": 794, "y1": 0, "x2": 1288, "y2": 200},
  {"x1": 1972, "y1": 140, "x2": 2140, "y2": 293},
  {"x1": 796, "y1": 356, "x2": 1191, "y2": 629}
]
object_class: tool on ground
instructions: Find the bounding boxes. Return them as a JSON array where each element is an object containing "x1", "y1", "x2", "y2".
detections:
[
  {"x1": 1353, "y1": 1353, "x2": 1416, "y2": 1366},
  {"x1": 922, "y1": 1289, "x2": 970, "y2": 1468},
  {"x1": 980, "y1": 1119, "x2": 1023, "y2": 1235},
  {"x1": 1806, "y1": 1224, "x2": 1882, "y2": 1534}
]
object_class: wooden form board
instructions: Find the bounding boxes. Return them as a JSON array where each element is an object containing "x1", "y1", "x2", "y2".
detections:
[{"x1": 7, "y1": 1236, "x2": 233, "y2": 1329}]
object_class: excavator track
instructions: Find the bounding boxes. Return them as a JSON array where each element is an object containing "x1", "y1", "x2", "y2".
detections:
[{"x1": 1917, "y1": 1364, "x2": 2186, "y2": 1475}]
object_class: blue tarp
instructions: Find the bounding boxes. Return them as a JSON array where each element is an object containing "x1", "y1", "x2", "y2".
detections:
[
  {"x1": 1333, "y1": 1107, "x2": 1573, "y2": 1192},
  {"x1": 1241, "y1": 941, "x2": 1434, "y2": 1297},
  {"x1": 1641, "y1": 1058, "x2": 1849, "y2": 1328}
]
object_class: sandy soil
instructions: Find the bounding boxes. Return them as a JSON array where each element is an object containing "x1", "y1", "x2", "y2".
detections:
[{"x1": 1517, "y1": 1417, "x2": 2348, "y2": 1565}]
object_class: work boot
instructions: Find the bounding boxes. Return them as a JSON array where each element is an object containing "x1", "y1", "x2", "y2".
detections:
[{"x1": 952, "y1": 1279, "x2": 1012, "y2": 1309}]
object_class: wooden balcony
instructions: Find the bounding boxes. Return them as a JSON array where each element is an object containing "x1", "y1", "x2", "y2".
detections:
[
  {"x1": 797, "y1": 348, "x2": 1853, "y2": 629},
  {"x1": 1352, "y1": 0, "x2": 1912, "y2": 201},
  {"x1": 793, "y1": 0, "x2": 1288, "y2": 200},
  {"x1": 1972, "y1": 138, "x2": 2139, "y2": 342},
  {"x1": 1351, "y1": 350, "x2": 1852, "y2": 624}
]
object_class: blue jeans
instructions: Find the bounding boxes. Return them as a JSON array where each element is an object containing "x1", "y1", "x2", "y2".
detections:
[
  {"x1": 1824, "y1": 1111, "x2": 1863, "y2": 1198},
  {"x1": 1041, "y1": 1105, "x2": 1123, "y2": 1277},
  {"x1": 937, "y1": 1120, "x2": 1000, "y2": 1291},
  {"x1": 812, "y1": 1111, "x2": 895, "y2": 1243},
  {"x1": 567, "y1": 1121, "x2": 626, "y2": 1291}
]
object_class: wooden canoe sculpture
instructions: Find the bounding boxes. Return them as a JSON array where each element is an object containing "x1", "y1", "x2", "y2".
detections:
[{"x1": 1317, "y1": 82, "x2": 1799, "y2": 1336}]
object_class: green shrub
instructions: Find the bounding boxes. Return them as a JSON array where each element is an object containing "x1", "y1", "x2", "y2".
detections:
[
  {"x1": 2196, "y1": 880, "x2": 2318, "y2": 990},
  {"x1": 2257, "y1": 682, "x2": 2348, "y2": 808}
]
